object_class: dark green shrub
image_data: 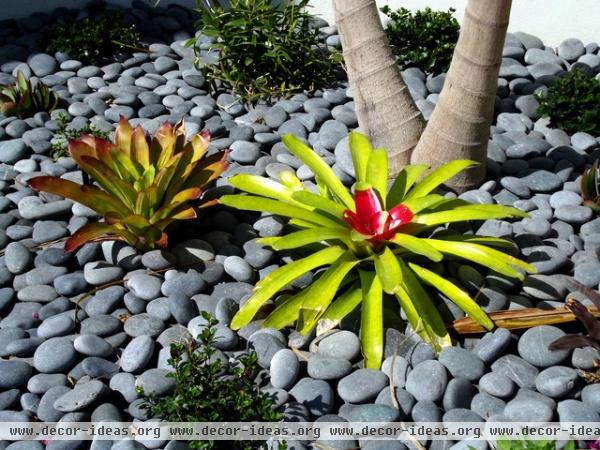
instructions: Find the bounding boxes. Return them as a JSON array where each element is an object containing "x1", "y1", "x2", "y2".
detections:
[
  {"x1": 44, "y1": 11, "x2": 141, "y2": 65},
  {"x1": 536, "y1": 69, "x2": 600, "y2": 136},
  {"x1": 139, "y1": 312, "x2": 285, "y2": 450},
  {"x1": 381, "y1": 5, "x2": 459, "y2": 74},
  {"x1": 51, "y1": 112, "x2": 110, "y2": 160},
  {"x1": 186, "y1": 0, "x2": 341, "y2": 103},
  {"x1": 493, "y1": 439, "x2": 574, "y2": 450}
]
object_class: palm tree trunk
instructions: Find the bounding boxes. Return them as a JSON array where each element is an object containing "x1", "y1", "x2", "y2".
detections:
[
  {"x1": 411, "y1": 0, "x2": 512, "y2": 191},
  {"x1": 332, "y1": 0, "x2": 425, "y2": 176}
]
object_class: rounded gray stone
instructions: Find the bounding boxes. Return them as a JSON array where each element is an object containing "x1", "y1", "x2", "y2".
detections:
[
  {"x1": 269, "y1": 349, "x2": 300, "y2": 389},
  {"x1": 73, "y1": 335, "x2": 113, "y2": 357},
  {"x1": 535, "y1": 366, "x2": 578, "y2": 397},
  {"x1": 33, "y1": 337, "x2": 77, "y2": 373},
  {"x1": 289, "y1": 378, "x2": 334, "y2": 416},
  {"x1": 406, "y1": 360, "x2": 448, "y2": 402},
  {"x1": 317, "y1": 330, "x2": 360, "y2": 361},
  {"x1": 0, "y1": 360, "x2": 32, "y2": 389},
  {"x1": 121, "y1": 335, "x2": 155, "y2": 373},
  {"x1": 438, "y1": 347, "x2": 485, "y2": 381},
  {"x1": 53, "y1": 380, "x2": 108, "y2": 412},
  {"x1": 124, "y1": 313, "x2": 165, "y2": 338},
  {"x1": 518, "y1": 325, "x2": 569, "y2": 367},
  {"x1": 307, "y1": 355, "x2": 352, "y2": 380},
  {"x1": 338, "y1": 369, "x2": 388, "y2": 403}
]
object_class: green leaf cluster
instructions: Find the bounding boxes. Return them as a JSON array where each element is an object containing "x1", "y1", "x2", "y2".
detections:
[
  {"x1": 220, "y1": 132, "x2": 535, "y2": 369},
  {"x1": 139, "y1": 312, "x2": 285, "y2": 450},
  {"x1": 536, "y1": 69, "x2": 600, "y2": 135},
  {"x1": 51, "y1": 112, "x2": 110, "y2": 160},
  {"x1": 381, "y1": 5, "x2": 460, "y2": 74},
  {"x1": 493, "y1": 439, "x2": 574, "y2": 450},
  {"x1": 28, "y1": 118, "x2": 228, "y2": 252},
  {"x1": 581, "y1": 159, "x2": 600, "y2": 213},
  {"x1": 43, "y1": 11, "x2": 141, "y2": 65},
  {"x1": 186, "y1": 0, "x2": 341, "y2": 103},
  {"x1": 0, "y1": 71, "x2": 59, "y2": 119}
]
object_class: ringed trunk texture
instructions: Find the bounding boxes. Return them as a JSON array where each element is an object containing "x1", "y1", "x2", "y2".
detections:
[
  {"x1": 411, "y1": 0, "x2": 512, "y2": 191},
  {"x1": 333, "y1": 0, "x2": 425, "y2": 176}
]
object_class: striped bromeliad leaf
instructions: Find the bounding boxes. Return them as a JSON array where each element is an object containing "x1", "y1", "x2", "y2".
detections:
[
  {"x1": 28, "y1": 117, "x2": 228, "y2": 251},
  {"x1": 220, "y1": 132, "x2": 536, "y2": 369}
]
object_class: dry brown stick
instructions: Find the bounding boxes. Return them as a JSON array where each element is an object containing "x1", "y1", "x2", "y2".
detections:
[{"x1": 450, "y1": 305, "x2": 600, "y2": 335}]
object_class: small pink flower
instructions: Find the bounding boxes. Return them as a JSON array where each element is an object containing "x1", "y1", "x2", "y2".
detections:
[
  {"x1": 41, "y1": 440, "x2": 49, "y2": 446},
  {"x1": 343, "y1": 186, "x2": 413, "y2": 244},
  {"x1": 31, "y1": 312, "x2": 39, "y2": 319},
  {"x1": 587, "y1": 440, "x2": 600, "y2": 450}
]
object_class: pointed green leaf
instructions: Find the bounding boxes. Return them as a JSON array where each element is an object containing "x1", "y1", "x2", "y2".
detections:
[
  {"x1": 402, "y1": 194, "x2": 446, "y2": 214},
  {"x1": 396, "y1": 258, "x2": 452, "y2": 351},
  {"x1": 374, "y1": 247, "x2": 402, "y2": 294},
  {"x1": 349, "y1": 132, "x2": 372, "y2": 183},
  {"x1": 390, "y1": 233, "x2": 443, "y2": 261},
  {"x1": 262, "y1": 288, "x2": 309, "y2": 330},
  {"x1": 409, "y1": 262, "x2": 494, "y2": 330},
  {"x1": 404, "y1": 160, "x2": 476, "y2": 200},
  {"x1": 415, "y1": 204, "x2": 527, "y2": 226},
  {"x1": 297, "y1": 252, "x2": 359, "y2": 334},
  {"x1": 366, "y1": 148, "x2": 388, "y2": 207},
  {"x1": 270, "y1": 228, "x2": 350, "y2": 250},
  {"x1": 220, "y1": 195, "x2": 341, "y2": 228},
  {"x1": 229, "y1": 173, "x2": 298, "y2": 204},
  {"x1": 229, "y1": 246, "x2": 346, "y2": 329},
  {"x1": 282, "y1": 134, "x2": 354, "y2": 210},
  {"x1": 319, "y1": 283, "x2": 362, "y2": 330},
  {"x1": 359, "y1": 270, "x2": 383, "y2": 369},
  {"x1": 291, "y1": 190, "x2": 347, "y2": 218},
  {"x1": 425, "y1": 238, "x2": 535, "y2": 279}
]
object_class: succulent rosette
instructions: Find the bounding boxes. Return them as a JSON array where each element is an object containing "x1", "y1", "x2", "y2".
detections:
[
  {"x1": 0, "y1": 71, "x2": 59, "y2": 119},
  {"x1": 29, "y1": 117, "x2": 228, "y2": 251},
  {"x1": 220, "y1": 132, "x2": 536, "y2": 368}
]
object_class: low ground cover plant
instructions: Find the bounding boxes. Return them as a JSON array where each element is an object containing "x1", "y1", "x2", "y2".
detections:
[
  {"x1": 220, "y1": 132, "x2": 535, "y2": 368},
  {"x1": 140, "y1": 312, "x2": 284, "y2": 450},
  {"x1": 44, "y1": 11, "x2": 141, "y2": 64},
  {"x1": 51, "y1": 112, "x2": 110, "y2": 159},
  {"x1": 0, "y1": 71, "x2": 59, "y2": 118},
  {"x1": 186, "y1": 0, "x2": 341, "y2": 103},
  {"x1": 28, "y1": 118, "x2": 228, "y2": 252},
  {"x1": 381, "y1": 5, "x2": 460, "y2": 74},
  {"x1": 536, "y1": 69, "x2": 600, "y2": 136}
]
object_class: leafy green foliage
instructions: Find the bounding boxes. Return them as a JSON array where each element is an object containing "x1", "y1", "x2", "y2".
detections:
[
  {"x1": 494, "y1": 439, "x2": 574, "y2": 450},
  {"x1": 220, "y1": 132, "x2": 535, "y2": 368},
  {"x1": 536, "y1": 69, "x2": 600, "y2": 135},
  {"x1": 186, "y1": 0, "x2": 341, "y2": 103},
  {"x1": 381, "y1": 5, "x2": 460, "y2": 74},
  {"x1": 51, "y1": 112, "x2": 110, "y2": 160},
  {"x1": 139, "y1": 312, "x2": 285, "y2": 450},
  {"x1": 0, "y1": 71, "x2": 59, "y2": 119},
  {"x1": 581, "y1": 159, "x2": 600, "y2": 213},
  {"x1": 44, "y1": 11, "x2": 141, "y2": 65},
  {"x1": 29, "y1": 118, "x2": 228, "y2": 252}
]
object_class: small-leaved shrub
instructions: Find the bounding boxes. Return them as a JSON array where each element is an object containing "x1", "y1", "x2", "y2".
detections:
[
  {"x1": 44, "y1": 11, "x2": 141, "y2": 65},
  {"x1": 536, "y1": 69, "x2": 600, "y2": 136},
  {"x1": 51, "y1": 112, "x2": 110, "y2": 160},
  {"x1": 381, "y1": 5, "x2": 460, "y2": 74},
  {"x1": 139, "y1": 312, "x2": 285, "y2": 450},
  {"x1": 0, "y1": 71, "x2": 59, "y2": 119},
  {"x1": 186, "y1": 0, "x2": 341, "y2": 103},
  {"x1": 220, "y1": 133, "x2": 535, "y2": 368},
  {"x1": 581, "y1": 159, "x2": 600, "y2": 213},
  {"x1": 28, "y1": 118, "x2": 228, "y2": 252}
]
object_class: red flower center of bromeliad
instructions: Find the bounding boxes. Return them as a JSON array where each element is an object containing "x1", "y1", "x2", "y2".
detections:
[{"x1": 343, "y1": 186, "x2": 413, "y2": 244}]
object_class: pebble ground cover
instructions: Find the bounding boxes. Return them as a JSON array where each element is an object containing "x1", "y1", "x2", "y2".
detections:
[{"x1": 0, "y1": 2, "x2": 600, "y2": 450}]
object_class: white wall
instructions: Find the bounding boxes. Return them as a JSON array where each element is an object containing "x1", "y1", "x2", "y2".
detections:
[
  {"x1": 1, "y1": 0, "x2": 598, "y2": 48},
  {"x1": 310, "y1": 0, "x2": 600, "y2": 47}
]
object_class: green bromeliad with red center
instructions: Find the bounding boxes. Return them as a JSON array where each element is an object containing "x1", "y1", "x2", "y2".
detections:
[{"x1": 221, "y1": 132, "x2": 536, "y2": 369}]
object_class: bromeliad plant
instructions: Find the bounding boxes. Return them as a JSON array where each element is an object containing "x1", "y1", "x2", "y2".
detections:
[
  {"x1": 0, "y1": 71, "x2": 59, "y2": 118},
  {"x1": 581, "y1": 160, "x2": 600, "y2": 214},
  {"x1": 220, "y1": 133, "x2": 536, "y2": 369},
  {"x1": 28, "y1": 118, "x2": 228, "y2": 252}
]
